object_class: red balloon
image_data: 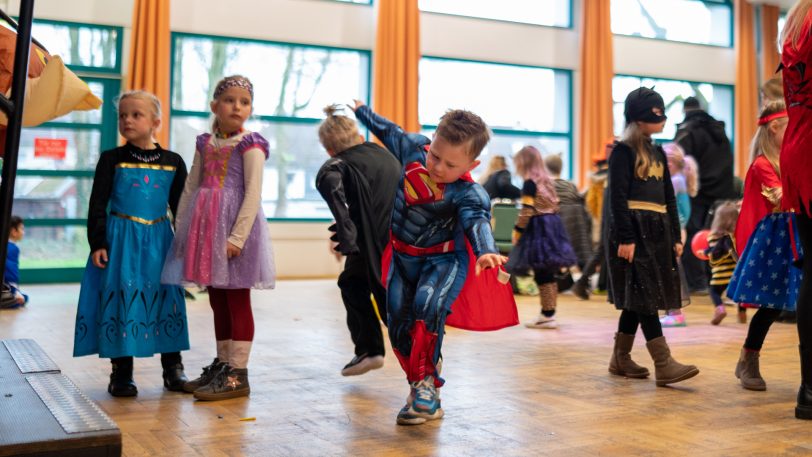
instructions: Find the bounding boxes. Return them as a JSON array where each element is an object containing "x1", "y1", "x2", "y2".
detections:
[{"x1": 691, "y1": 229, "x2": 711, "y2": 261}]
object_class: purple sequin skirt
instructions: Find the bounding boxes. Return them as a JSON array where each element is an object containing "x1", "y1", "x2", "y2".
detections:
[
  {"x1": 524, "y1": 214, "x2": 578, "y2": 270},
  {"x1": 162, "y1": 187, "x2": 276, "y2": 289}
]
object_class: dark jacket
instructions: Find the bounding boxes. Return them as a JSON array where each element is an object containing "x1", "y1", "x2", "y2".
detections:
[
  {"x1": 675, "y1": 110, "x2": 734, "y2": 204},
  {"x1": 483, "y1": 169, "x2": 521, "y2": 200},
  {"x1": 315, "y1": 141, "x2": 400, "y2": 283}
]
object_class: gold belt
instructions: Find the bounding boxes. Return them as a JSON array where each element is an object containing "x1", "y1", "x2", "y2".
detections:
[
  {"x1": 111, "y1": 211, "x2": 167, "y2": 225},
  {"x1": 627, "y1": 200, "x2": 667, "y2": 213}
]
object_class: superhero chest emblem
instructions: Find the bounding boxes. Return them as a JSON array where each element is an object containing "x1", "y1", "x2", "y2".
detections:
[{"x1": 404, "y1": 161, "x2": 445, "y2": 205}]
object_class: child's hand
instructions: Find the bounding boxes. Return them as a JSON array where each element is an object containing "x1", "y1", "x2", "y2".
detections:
[
  {"x1": 227, "y1": 242, "x2": 242, "y2": 258},
  {"x1": 349, "y1": 99, "x2": 364, "y2": 112},
  {"x1": 475, "y1": 253, "x2": 508, "y2": 275},
  {"x1": 91, "y1": 248, "x2": 108, "y2": 269},
  {"x1": 617, "y1": 243, "x2": 635, "y2": 263},
  {"x1": 674, "y1": 242, "x2": 684, "y2": 257}
]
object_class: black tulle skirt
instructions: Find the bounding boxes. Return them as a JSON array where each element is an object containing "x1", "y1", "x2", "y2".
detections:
[{"x1": 606, "y1": 210, "x2": 687, "y2": 315}]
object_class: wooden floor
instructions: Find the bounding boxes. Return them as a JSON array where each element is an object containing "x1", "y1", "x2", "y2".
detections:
[{"x1": 1, "y1": 280, "x2": 810, "y2": 456}]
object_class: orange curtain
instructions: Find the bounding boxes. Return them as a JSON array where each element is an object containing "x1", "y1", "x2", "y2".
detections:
[
  {"x1": 127, "y1": 0, "x2": 171, "y2": 146},
  {"x1": 761, "y1": 5, "x2": 781, "y2": 83},
  {"x1": 734, "y1": 0, "x2": 758, "y2": 178},
  {"x1": 577, "y1": 0, "x2": 614, "y2": 186},
  {"x1": 373, "y1": 0, "x2": 420, "y2": 133}
]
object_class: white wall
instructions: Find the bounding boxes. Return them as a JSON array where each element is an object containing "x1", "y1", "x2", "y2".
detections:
[{"x1": 7, "y1": 0, "x2": 737, "y2": 278}]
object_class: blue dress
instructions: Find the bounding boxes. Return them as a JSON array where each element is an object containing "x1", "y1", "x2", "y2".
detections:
[{"x1": 74, "y1": 146, "x2": 189, "y2": 358}]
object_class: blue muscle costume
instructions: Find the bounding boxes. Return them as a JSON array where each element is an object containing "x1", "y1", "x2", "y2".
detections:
[{"x1": 356, "y1": 106, "x2": 516, "y2": 387}]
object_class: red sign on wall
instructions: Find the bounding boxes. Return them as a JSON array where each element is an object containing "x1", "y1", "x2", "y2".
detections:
[{"x1": 34, "y1": 138, "x2": 67, "y2": 160}]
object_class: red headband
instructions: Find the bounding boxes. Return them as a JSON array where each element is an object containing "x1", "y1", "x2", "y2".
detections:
[{"x1": 758, "y1": 110, "x2": 788, "y2": 125}]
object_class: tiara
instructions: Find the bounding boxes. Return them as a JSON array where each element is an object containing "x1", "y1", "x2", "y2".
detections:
[{"x1": 213, "y1": 78, "x2": 254, "y2": 100}]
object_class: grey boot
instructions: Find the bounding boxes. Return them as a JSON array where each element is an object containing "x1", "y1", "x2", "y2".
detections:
[
  {"x1": 735, "y1": 348, "x2": 766, "y2": 391},
  {"x1": 645, "y1": 336, "x2": 699, "y2": 386},
  {"x1": 608, "y1": 332, "x2": 650, "y2": 379}
]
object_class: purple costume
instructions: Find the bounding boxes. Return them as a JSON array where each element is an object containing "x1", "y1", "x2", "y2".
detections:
[{"x1": 162, "y1": 131, "x2": 276, "y2": 289}]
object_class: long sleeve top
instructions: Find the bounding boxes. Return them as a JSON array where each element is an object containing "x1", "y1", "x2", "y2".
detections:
[
  {"x1": 608, "y1": 142, "x2": 680, "y2": 245},
  {"x1": 514, "y1": 179, "x2": 559, "y2": 235},
  {"x1": 176, "y1": 132, "x2": 265, "y2": 249},
  {"x1": 87, "y1": 143, "x2": 188, "y2": 252},
  {"x1": 735, "y1": 154, "x2": 782, "y2": 255}
]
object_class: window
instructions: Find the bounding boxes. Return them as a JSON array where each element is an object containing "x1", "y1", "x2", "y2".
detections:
[
  {"x1": 9, "y1": 20, "x2": 122, "y2": 282},
  {"x1": 612, "y1": 75, "x2": 734, "y2": 142},
  {"x1": 419, "y1": 57, "x2": 573, "y2": 179},
  {"x1": 418, "y1": 0, "x2": 571, "y2": 28},
  {"x1": 170, "y1": 33, "x2": 371, "y2": 219},
  {"x1": 334, "y1": 0, "x2": 371, "y2": 3},
  {"x1": 612, "y1": 0, "x2": 732, "y2": 47}
]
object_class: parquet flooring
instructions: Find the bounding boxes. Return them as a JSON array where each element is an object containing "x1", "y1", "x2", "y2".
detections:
[{"x1": 1, "y1": 281, "x2": 809, "y2": 456}]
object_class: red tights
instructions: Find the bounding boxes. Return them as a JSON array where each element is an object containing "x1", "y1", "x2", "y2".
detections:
[{"x1": 207, "y1": 287, "x2": 254, "y2": 341}]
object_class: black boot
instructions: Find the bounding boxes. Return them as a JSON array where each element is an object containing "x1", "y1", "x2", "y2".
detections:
[
  {"x1": 161, "y1": 352, "x2": 189, "y2": 392},
  {"x1": 108, "y1": 357, "x2": 137, "y2": 397},
  {"x1": 796, "y1": 345, "x2": 812, "y2": 419}
]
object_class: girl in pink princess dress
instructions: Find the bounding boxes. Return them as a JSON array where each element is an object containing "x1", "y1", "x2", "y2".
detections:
[{"x1": 163, "y1": 75, "x2": 275, "y2": 401}]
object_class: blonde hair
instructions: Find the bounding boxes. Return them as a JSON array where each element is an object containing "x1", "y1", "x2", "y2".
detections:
[
  {"x1": 478, "y1": 155, "x2": 508, "y2": 184},
  {"x1": 318, "y1": 104, "x2": 361, "y2": 154},
  {"x1": 117, "y1": 90, "x2": 162, "y2": 120},
  {"x1": 761, "y1": 77, "x2": 784, "y2": 103},
  {"x1": 622, "y1": 122, "x2": 655, "y2": 180},
  {"x1": 711, "y1": 202, "x2": 739, "y2": 237},
  {"x1": 663, "y1": 143, "x2": 699, "y2": 197},
  {"x1": 513, "y1": 145, "x2": 557, "y2": 204},
  {"x1": 750, "y1": 99, "x2": 787, "y2": 176},
  {"x1": 780, "y1": 0, "x2": 812, "y2": 52}
]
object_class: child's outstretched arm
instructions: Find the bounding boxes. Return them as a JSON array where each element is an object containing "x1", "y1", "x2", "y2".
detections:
[
  {"x1": 351, "y1": 100, "x2": 429, "y2": 164},
  {"x1": 456, "y1": 184, "x2": 506, "y2": 274},
  {"x1": 315, "y1": 160, "x2": 360, "y2": 255}
]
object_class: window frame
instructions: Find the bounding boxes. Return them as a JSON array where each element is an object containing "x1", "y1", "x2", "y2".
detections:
[
  {"x1": 169, "y1": 31, "x2": 373, "y2": 222},
  {"x1": 418, "y1": 0, "x2": 574, "y2": 30},
  {"x1": 12, "y1": 20, "x2": 123, "y2": 283},
  {"x1": 612, "y1": 72, "x2": 736, "y2": 154},
  {"x1": 611, "y1": 0, "x2": 734, "y2": 49},
  {"x1": 419, "y1": 55, "x2": 575, "y2": 180}
]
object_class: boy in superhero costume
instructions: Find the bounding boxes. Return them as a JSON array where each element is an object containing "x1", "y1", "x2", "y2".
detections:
[{"x1": 352, "y1": 100, "x2": 517, "y2": 426}]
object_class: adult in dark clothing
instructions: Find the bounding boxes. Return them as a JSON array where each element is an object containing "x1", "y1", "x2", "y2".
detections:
[
  {"x1": 480, "y1": 155, "x2": 521, "y2": 200},
  {"x1": 674, "y1": 96, "x2": 735, "y2": 293},
  {"x1": 316, "y1": 105, "x2": 401, "y2": 377}
]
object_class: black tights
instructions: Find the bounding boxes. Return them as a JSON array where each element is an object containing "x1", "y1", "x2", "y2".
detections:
[
  {"x1": 797, "y1": 212, "x2": 812, "y2": 352},
  {"x1": 617, "y1": 309, "x2": 664, "y2": 341},
  {"x1": 743, "y1": 308, "x2": 781, "y2": 351}
]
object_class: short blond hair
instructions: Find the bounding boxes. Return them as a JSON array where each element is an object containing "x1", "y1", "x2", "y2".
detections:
[
  {"x1": 318, "y1": 104, "x2": 361, "y2": 153},
  {"x1": 117, "y1": 90, "x2": 162, "y2": 120}
]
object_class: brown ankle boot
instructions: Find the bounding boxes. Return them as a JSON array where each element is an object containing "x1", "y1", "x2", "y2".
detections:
[
  {"x1": 645, "y1": 336, "x2": 699, "y2": 386},
  {"x1": 608, "y1": 332, "x2": 650, "y2": 378},
  {"x1": 735, "y1": 348, "x2": 766, "y2": 391}
]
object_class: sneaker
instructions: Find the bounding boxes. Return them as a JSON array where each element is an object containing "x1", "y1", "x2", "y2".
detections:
[
  {"x1": 710, "y1": 306, "x2": 727, "y2": 325},
  {"x1": 592, "y1": 288, "x2": 608, "y2": 296},
  {"x1": 411, "y1": 377, "x2": 443, "y2": 420},
  {"x1": 659, "y1": 313, "x2": 686, "y2": 327},
  {"x1": 396, "y1": 403, "x2": 428, "y2": 425},
  {"x1": 738, "y1": 310, "x2": 748, "y2": 324},
  {"x1": 572, "y1": 280, "x2": 590, "y2": 300},
  {"x1": 525, "y1": 315, "x2": 558, "y2": 329},
  {"x1": 183, "y1": 358, "x2": 226, "y2": 393},
  {"x1": 341, "y1": 354, "x2": 384, "y2": 376},
  {"x1": 193, "y1": 366, "x2": 250, "y2": 401}
]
